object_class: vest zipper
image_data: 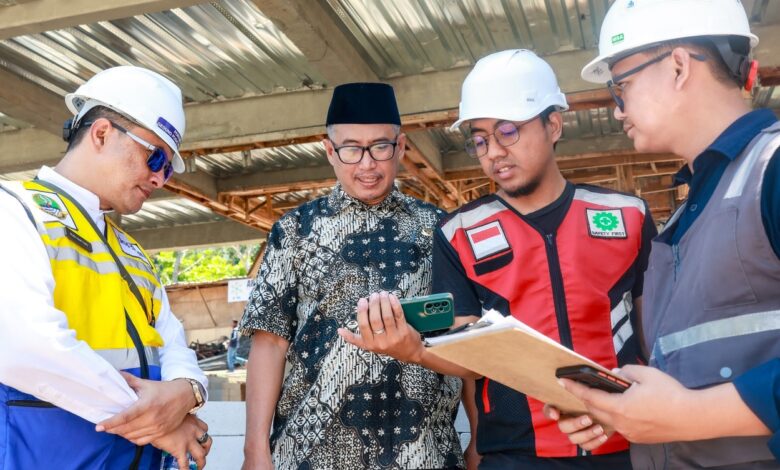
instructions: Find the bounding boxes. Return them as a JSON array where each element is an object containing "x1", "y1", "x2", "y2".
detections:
[
  {"x1": 544, "y1": 233, "x2": 588, "y2": 455},
  {"x1": 6, "y1": 400, "x2": 55, "y2": 408},
  {"x1": 545, "y1": 233, "x2": 573, "y2": 349},
  {"x1": 672, "y1": 244, "x2": 680, "y2": 282}
]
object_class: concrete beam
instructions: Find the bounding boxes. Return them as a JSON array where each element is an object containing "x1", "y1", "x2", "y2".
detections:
[
  {"x1": 0, "y1": 128, "x2": 63, "y2": 173},
  {"x1": 129, "y1": 219, "x2": 265, "y2": 252},
  {"x1": 0, "y1": 67, "x2": 69, "y2": 135},
  {"x1": 255, "y1": 0, "x2": 376, "y2": 85},
  {"x1": 0, "y1": 0, "x2": 204, "y2": 40},
  {"x1": 406, "y1": 131, "x2": 443, "y2": 173},
  {"x1": 169, "y1": 170, "x2": 218, "y2": 201}
]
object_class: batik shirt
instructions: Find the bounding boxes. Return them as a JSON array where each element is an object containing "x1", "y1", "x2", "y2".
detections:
[{"x1": 241, "y1": 184, "x2": 464, "y2": 470}]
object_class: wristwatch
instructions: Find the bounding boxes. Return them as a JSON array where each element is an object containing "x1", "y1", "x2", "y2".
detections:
[{"x1": 181, "y1": 378, "x2": 205, "y2": 414}]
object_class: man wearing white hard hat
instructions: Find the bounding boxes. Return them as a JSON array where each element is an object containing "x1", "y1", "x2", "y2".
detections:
[
  {"x1": 345, "y1": 49, "x2": 656, "y2": 469},
  {"x1": 0, "y1": 66, "x2": 211, "y2": 469},
  {"x1": 548, "y1": 0, "x2": 780, "y2": 467}
]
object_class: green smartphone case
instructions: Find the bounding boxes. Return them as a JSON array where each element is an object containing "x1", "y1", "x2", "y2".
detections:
[{"x1": 400, "y1": 293, "x2": 454, "y2": 333}]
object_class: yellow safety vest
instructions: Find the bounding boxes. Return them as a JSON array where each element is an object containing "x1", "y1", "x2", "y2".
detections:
[{"x1": 22, "y1": 180, "x2": 163, "y2": 375}]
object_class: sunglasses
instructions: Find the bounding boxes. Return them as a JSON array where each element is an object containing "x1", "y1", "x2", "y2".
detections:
[{"x1": 82, "y1": 120, "x2": 174, "y2": 182}]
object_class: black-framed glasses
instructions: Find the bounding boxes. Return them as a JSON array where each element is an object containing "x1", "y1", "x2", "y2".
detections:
[
  {"x1": 332, "y1": 141, "x2": 399, "y2": 164},
  {"x1": 464, "y1": 118, "x2": 538, "y2": 159},
  {"x1": 84, "y1": 120, "x2": 174, "y2": 181},
  {"x1": 607, "y1": 50, "x2": 707, "y2": 111}
]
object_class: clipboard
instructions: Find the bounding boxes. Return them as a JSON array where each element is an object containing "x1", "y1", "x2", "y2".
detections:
[{"x1": 425, "y1": 311, "x2": 627, "y2": 414}]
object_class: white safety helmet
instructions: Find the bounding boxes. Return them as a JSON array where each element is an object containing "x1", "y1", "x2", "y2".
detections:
[
  {"x1": 65, "y1": 66, "x2": 186, "y2": 173},
  {"x1": 581, "y1": 0, "x2": 758, "y2": 83},
  {"x1": 450, "y1": 49, "x2": 568, "y2": 131}
]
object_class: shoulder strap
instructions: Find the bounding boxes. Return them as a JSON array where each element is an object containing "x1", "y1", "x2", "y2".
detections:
[
  {"x1": 724, "y1": 125, "x2": 780, "y2": 200},
  {"x1": 33, "y1": 179, "x2": 154, "y2": 326}
]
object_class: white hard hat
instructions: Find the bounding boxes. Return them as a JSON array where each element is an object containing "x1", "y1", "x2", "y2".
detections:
[
  {"x1": 582, "y1": 0, "x2": 758, "y2": 83},
  {"x1": 450, "y1": 49, "x2": 568, "y2": 131},
  {"x1": 65, "y1": 66, "x2": 186, "y2": 173}
]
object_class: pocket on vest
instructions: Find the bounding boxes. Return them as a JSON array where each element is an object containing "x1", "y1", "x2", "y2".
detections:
[
  {"x1": 699, "y1": 207, "x2": 757, "y2": 310},
  {"x1": 473, "y1": 250, "x2": 513, "y2": 276}
]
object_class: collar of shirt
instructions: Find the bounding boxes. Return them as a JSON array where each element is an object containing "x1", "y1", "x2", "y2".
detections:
[
  {"x1": 327, "y1": 183, "x2": 413, "y2": 215},
  {"x1": 674, "y1": 109, "x2": 779, "y2": 187},
  {"x1": 37, "y1": 166, "x2": 110, "y2": 234}
]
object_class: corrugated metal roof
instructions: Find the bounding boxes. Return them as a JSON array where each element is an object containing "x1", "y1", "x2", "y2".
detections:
[
  {"x1": 121, "y1": 197, "x2": 223, "y2": 230},
  {"x1": 330, "y1": 0, "x2": 777, "y2": 79},
  {"x1": 327, "y1": 0, "x2": 610, "y2": 78},
  {"x1": 194, "y1": 142, "x2": 327, "y2": 177},
  {"x1": 0, "y1": 0, "x2": 324, "y2": 103}
]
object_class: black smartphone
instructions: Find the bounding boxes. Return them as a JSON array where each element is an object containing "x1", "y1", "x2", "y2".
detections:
[
  {"x1": 555, "y1": 365, "x2": 631, "y2": 393},
  {"x1": 400, "y1": 293, "x2": 454, "y2": 333}
]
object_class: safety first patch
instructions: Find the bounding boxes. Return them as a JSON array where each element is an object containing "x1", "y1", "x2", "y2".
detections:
[
  {"x1": 30, "y1": 190, "x2": 77, "y2": 230},
  {"x1": 587, "y1": 208, "x2": 627, "y2": 238},
  {"x1": 466, "y1": 221, "x2": 510, "y2": 260},
  {"x1": 113, "y1": 227, "x2": 148, "y2": 264}
]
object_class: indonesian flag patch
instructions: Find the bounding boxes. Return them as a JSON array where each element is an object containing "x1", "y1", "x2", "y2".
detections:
[
  {"x1": 587, "y1": 208, "x2": 627, "y2": 238},
  {"x1": 466, "y1": 221, "x2": 510, "y2": 260}
]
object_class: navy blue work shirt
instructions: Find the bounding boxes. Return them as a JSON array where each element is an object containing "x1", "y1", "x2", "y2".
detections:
[
  {"x1": 734, "y1": 359, "x2": 780, "y2": 459},
  {"x1": 661, "y1": 108, "x2": 780, "y2": 258}
]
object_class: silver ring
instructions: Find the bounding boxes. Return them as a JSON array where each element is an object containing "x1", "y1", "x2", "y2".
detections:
[
  {"x1": 373, "y1": 328, "x2": 386, "y2": 335},
  {"x1": 197, "y1": 431, "x2": 209, "y2": 445}
]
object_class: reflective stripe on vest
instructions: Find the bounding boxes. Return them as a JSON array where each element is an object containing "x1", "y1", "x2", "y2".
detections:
[
  {"x1": 654, "y1": 309, "x2": 780, "y2": 358},
  {"x1": 96, "y1": 346, "x2": 162, "y2": 371}
]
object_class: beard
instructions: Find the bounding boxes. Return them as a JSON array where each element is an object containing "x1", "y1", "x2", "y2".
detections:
[{"x1": 502, "y1": 174, "x2": 543, "y2": 198}]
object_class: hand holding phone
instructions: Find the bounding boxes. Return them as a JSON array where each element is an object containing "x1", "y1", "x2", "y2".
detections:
[
  {"x1": 399, "y1": 293, "x2": 454, "y2": 333},
  {"x1": 555, "y1": 365, "x2": 631, "y2": 393}
]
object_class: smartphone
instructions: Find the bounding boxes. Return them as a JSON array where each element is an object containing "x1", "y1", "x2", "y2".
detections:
[
  {"x1": 400, "y1": 293, "x2": 454, "y2": 333},
  {"x1": 555, "y1": 365, "x2": 631, "y2": 393}
]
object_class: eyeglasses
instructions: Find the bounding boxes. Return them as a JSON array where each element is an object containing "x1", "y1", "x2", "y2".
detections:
[
  {"x1": 83, "y1": 119, "x2": 174, "y2": 182},
  {"x1": 464, "y1": 118, "x2": 537, "y2": 158},
  {"x1": 607, "y1": 50, "x2": 707, "y2": 111},
  {"x1": 332, "y1": 141, "x2": 399, "y2": 164}
]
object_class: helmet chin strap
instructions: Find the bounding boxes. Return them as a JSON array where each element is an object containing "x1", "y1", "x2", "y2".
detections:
[{"x1": 62, "y1": 117, "x2": 76, "y2": 142}]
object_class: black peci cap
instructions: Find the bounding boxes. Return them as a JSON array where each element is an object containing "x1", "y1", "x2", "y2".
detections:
[{"x1": 325, "y1": 82, "x2": 401, "y2": 126}]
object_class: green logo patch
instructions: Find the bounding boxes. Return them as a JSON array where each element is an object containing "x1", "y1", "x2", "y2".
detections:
[
  {"x1": 32, "y1": 193, "x2": 67, "y2": 219},
  {"x1": 586, "y1": 208, "x2": 627, "y2": 239},
  {"x1": 611, "y1": 33, "x2": 625, "y2": 45},
  {"x1": 592, "y1": 211, "x2": 619, "y2": 231}
]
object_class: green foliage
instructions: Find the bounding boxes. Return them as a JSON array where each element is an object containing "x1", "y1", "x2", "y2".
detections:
[{"x1": 152, "y1": 244, "x2": 262, "y2": 285}]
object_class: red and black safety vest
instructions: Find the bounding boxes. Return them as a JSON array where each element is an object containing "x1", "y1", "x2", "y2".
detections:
[{"x1": 439, "y1": 184, "x2": 652, "y2": 458}]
